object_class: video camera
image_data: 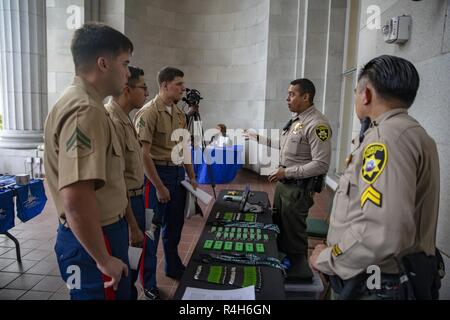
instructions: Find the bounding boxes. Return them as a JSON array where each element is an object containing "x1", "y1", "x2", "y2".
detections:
[{"x1": 182, "y1": 88, "x2": 203, "y2": 107}]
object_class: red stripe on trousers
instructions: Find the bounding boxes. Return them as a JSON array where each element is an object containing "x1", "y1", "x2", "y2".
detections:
[
  {"x1": 102, "y1": 234, "x2": 117, "y2": 300},
  {"x1": 139, "y1": 234, "x2": 148, "y2": 288},
  {"x1": 140, "y1": 181, "x2": 152, "y2": 288},
  {"x1": 144, "y1": 179, "x2": 151, "y2": 209}
]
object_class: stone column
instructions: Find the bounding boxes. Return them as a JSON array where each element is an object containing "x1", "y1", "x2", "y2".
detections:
[{"x1": 0, "y1": 0, "x2": 47, "y2": 149}]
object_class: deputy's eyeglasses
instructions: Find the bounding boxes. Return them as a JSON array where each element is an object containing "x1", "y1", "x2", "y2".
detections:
[{"x1": 130, "y1": 85, "x2": 148, "y2": 92}]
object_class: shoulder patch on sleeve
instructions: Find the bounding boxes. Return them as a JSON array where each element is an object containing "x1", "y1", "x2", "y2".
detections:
[
  {"x1": 315, "y1": 125, "x2": 331, "y2": 142},
  {"x1": 66, "y1": 127, "x2": 94, "y2": 158},
  {"x1": 362, "y1": 143, "x2": 387, "y2": 184},
  {"x1": 361, "y1": 185, "x2": 382, "y2": 208}
]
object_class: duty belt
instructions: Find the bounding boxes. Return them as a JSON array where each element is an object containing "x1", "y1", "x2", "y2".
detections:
[
  {"x1": 328, "y1": 273, "x2": 403, "y2": 300},
  {"x1": 281, "y1": 178, "x2": 309, "y2": 188}
]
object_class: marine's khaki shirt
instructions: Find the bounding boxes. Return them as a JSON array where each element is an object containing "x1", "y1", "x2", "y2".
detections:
[
  {"x1": 134, "y1": 95, "x2": 187, "y2": 162},
  {"x1": 105, "y1": 100, "x2": 144, "y2": 191},
  {"x1": 316, "y1": 108, "x2": 440, "y2": 280},
  {"x1": 280, "y1": 106, "x2": 332, "y2": 179},
  {"x1": 44, "y1": 77, "x2": 128, "y2": 227}
]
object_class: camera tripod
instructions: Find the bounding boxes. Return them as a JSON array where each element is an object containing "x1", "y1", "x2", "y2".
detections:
[{"x1": 186, "y1": 108, "x2": 217, "y2": 199}]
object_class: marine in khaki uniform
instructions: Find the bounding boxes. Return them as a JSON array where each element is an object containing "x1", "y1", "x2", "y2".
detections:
[
  {"x1": 106, "y1": 65, "x2": 161, "y2": 300},
  {"x1": 44, "y1": 24, "x2": 133, "y2": 300},
  {"x1": 310, "y1": 55, "x2": 441, "y2": 300},
  {"x1": 246, "y1": 79, "x2": 331, "y2": 278},
  {"x1": 134, "y1": 67, "x2": 197, "y2": 281}
]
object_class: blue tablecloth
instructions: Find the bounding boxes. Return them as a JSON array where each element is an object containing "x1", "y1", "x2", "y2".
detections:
[
  {"x1": 0, "y1": 176, "x2": 47, "y2": 231},
  {"x1": 0, "y1": 189, "x2": 15, "y2": 232},
  {"x1": 13, "y1": 180, "x2": 47, "y2": 223},
  {"x1": 192, "y1": 145, "x2": 244, "y2": 184}
]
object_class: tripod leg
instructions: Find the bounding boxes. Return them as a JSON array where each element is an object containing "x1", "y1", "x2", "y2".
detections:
[{"x1": 211, "y1": 184, "x2": 217, "y2": 199}]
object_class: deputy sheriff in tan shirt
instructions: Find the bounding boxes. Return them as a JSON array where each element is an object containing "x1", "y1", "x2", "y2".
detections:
[
  {"x1": 247, "y1": 79, "x2": 331, "y2": 278},
  {"x1": 311, "y1": 55, "x2": 441, "y2": 300},
  {"x1": 314, "y1": 110, "x2": 440, "y2": 284}
]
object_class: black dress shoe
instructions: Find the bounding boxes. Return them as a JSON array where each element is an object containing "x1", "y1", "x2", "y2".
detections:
[{"x1": 144, "y1": 288, "x2": 161, "y2": 300}]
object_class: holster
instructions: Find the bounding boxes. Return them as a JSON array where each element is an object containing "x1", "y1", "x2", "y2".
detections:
[
  {"x1": 282, "y1": 175, "x2": 325, "y2": 194},
  {"x1": 399, "y1": 248, "x2": 445, "y2": 300}
]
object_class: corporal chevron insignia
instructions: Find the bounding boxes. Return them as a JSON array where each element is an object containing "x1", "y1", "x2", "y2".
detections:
[
  {"x1": 138, "y1": 117, "x2": 145, "y2": 129},
  {"x1": 361, "y1": 185, "x2": 382, "y2": 208},
  {"x1": 315, "y1": 125, "x2": 331, "y2": 142},
  {"x1": 66, "y1": 127, "x2": 92, "y2": 156},
  {"x1": 362, "y1": 143, "x2": 387, "y2": 184}
]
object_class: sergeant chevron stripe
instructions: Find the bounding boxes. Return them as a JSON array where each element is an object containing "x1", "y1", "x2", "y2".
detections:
[
  {"x1": 361, "y1": 185, "x2": 382, "y2": 208},
  {"x1": 66, "y1": 128, "x2": 92, "y2": 152}
]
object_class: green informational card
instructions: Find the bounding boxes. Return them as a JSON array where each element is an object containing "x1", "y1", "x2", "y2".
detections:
[
  {"x1": 256, "y1": 243, "x2": 265, "y2": 253},
  {"x1": 203, "y1": 240, "x2": 214, "y2": 250},
  {"x1": 244, "y1": 213, "x2": 256, "y2": 222},
  {"x1": 235, "y1": 242, "x2": 244, "y2": 252},
  {"x1": 224, "y1": 242, "x2": 233, "y2": 251},
  {"x1": 245, "y1": 243, "x2": 254, "y2": 253},
  {"x1": 213, "y1": 241, "x2": 223, "y2": 250},
  {"x1": 208, "y1": 266, "x2": 223, "y2": 284},
  {"x1": 223, "y1": 212, "x2": 234, "y2": 221}
]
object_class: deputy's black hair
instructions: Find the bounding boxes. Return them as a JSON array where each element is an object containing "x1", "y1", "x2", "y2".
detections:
[
  {"x1": 290, "y1": 79, "x2": 316, "y2": 103},
  {"x1": 358, "y1": 55, "x2": 420, "y2": 108}
]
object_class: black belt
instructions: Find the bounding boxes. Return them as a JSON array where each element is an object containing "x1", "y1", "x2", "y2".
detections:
[
  {"x1": 128, "y1": 185, "x2": 144, "y2": 197},
  {"x1": 58, "y1": 215, "x2": 124, "y2": 229},
  {"x1": 328, "y1": 273, "x2": 402, "y2": 299},
  {"x1": 280, "y1": 178, "x2": 310, "y2": 188},
  {"x1": 153, "y1": 160, "x2": 183, "y2": 167}
]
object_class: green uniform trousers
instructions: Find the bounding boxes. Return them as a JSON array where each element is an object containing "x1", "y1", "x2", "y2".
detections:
[{"x1": 273, "y1": 181, "x2": 314, "y2": 256}]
